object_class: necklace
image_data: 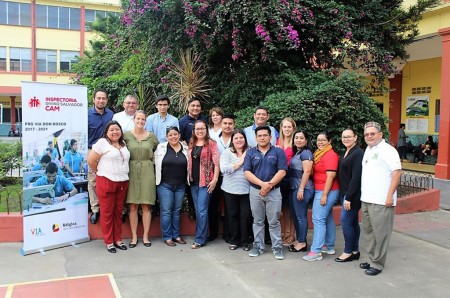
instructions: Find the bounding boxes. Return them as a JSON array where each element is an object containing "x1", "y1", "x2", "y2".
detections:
[{"x1": 192, "y1": 146, "x2": 202, "y2": 159}]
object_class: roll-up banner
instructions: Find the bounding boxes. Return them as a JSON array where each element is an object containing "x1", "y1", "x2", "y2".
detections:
[{"x1": 21, "y1": 82, "x2": 90, "y2": 255}]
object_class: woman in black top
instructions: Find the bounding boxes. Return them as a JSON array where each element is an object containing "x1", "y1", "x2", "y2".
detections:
[
  {"x1": 335, "y1": 128, "x2": 364, "y2": 262},
  {"x1": 154, "y1": 127, "x2": 189, "y2": 246}
]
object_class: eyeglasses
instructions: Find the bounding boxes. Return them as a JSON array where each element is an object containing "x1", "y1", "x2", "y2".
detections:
[
  {"x1": 316, "y1": 139, "x2": 328, "y2": 142},
  {"x1": 364, "y1": 132, "x2": 378, "y2": 137},
  {"x1": 125, "y1": 102, "x2": 137, "y2": 105},
  {"x1": 342, "y1": 135, "x2": 355, "y2": 139},
  {"x1": 195, "y1": 128, "x2": 207, "y2": 131}
]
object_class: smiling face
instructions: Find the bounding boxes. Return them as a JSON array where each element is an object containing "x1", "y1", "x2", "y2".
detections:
[
  {"x1": 232, "y1": 132, "x2": 246, "y2": 150},
  {"x1": 188, "y1": 100, "x2": 202, "y2": 118},
  {"x1": 341, "y1": 129, "x2": 357, "y2": 149},
  {"x1": 211, "y1": 111, "x2": 222, "y2": 126},
  {"x1": 194, "y1": 121, "x2": 207, "y2": 141},
  {"x1": 166, "y1": 129, "x2": 180, "y2": 146},
  {"x1": 364, "y1": 126, "x2": 383, "y2": 148},
  {"x1": 94, "y1": 91, "x2": 108, "y2": 111},
  {"x1": 254, "y1": 108, "x2": 269, "y2": 127},
  {"x1": 294, "y1": 132, "x2": 307, "y2": 149},
  {"x1": 316, "y1": 133, "x2": 330, "y2": 150},
  {"x1": 281, "y1": 120, "x2": 294, "y2": 138},
  {"x1": 123, "y1": 96, "x2": 138, "y2": 115},
  {"x1": 133, "y1": 111, "x2": 146, "y2": 129},
  {"x1": 221, "y1": 118, "x2": 235, "y2": 135},
  {"x1": 107, "y1": 124, "x2": 123, "y2": 143}
]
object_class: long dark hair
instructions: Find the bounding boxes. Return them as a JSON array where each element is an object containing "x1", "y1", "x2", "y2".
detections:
[
  {"x1": 189, "y1": 120, "x2": 211, "y2": 149},
  {"x1": 103, "y1": 120, "x2": 126, "y2": 147},
  {"x1": 293, "y1": 129, "x2": 312, "y2": 153},
  {"x1": 230, "y1": 129, "x2": 248, "y2": 153}
]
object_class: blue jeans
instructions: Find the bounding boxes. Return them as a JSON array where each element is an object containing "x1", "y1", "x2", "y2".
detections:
[
  {"x1": 157, "y1": 183, "x2": 186, "y2": 241},
  {"x1": 190, "y1": 183, "x2": 211, "y2": 245},
  {"x1": 290, "y1": 188, "x2": 314, "y2": 243},
  {"x1": 249, "y1": 187, "x2": 282, "y2": 250},
  {"x1": 311, "y1": 189, "x2": 340, "y2": 253},
  {"x1": 340, "y1": 195, "x2": 360, "y2": 253}
]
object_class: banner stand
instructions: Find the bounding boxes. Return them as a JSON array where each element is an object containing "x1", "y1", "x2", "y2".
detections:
[{"x1": 21, "y1": 237, "x2": 90, "y2": 256}]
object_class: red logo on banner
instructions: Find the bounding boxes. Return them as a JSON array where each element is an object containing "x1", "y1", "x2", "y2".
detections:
[
  {"x1": 52, "y1": 224, "x2": 60, "y2": 232},
  {"x1": 28, "y1": 96, "x2": 41, "y2": 108}
]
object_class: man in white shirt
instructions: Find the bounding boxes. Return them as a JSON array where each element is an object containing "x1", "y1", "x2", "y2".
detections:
[
  {"x1": 112, "y1": 95, "x2": 139, "y2": 132},
  {"x1": 359, "y1": 121, "x2": 402, "y2": 276},
  {"x1": 145, "y1": 95, "x2": 179, "y2": 142},
  {"x1": 243, "y1": 106, "x2": 278, "y2": 147}
]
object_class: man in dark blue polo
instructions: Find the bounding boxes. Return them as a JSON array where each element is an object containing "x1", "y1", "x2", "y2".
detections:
[
  {"x1": 87, "y1": 89, "x2": 113, "y2": 224},
  {"x1": 178, "y1": 97, "x2": 208, "y2": 143},
  {"x1": 244, "y1": 126, "x2": 287, "y2": 260}
]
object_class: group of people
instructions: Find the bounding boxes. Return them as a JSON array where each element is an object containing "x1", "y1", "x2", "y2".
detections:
[
  {"x1": 397, "y1": 123, "x2": 438, "y2": 164},
  {"x1": 86, "y1": 90, "x2": 401, "y2": 276}
]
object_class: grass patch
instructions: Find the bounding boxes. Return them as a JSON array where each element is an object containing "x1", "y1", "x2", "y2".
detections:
[{"x1": 0, "y1": 183, "x2": 22, "y2": 213}]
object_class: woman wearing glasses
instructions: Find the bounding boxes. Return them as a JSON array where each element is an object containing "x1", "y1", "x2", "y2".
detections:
[
  {"x1": 188, "y1": 120, "x2": 220, "y2": 249},
  {"x1": 123, "y1": 110, "x2": 159, "y2": 248},
  {"x1": 335, "y1": 128, "x2": 363, "y2": 262},
  {"x1": 154, "y1": 126, "x2": 189, "y2": 246},
  {"x1": 88, "y1": 121, "x2": 130, "y2": 253},
  {"x1": 303, "y1": 132, "x2": 340, "y2": 261}
]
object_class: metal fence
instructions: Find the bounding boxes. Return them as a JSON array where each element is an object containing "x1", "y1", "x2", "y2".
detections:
[{"x1": 398, "y1": 171, "x2": 433, "y2": 197}]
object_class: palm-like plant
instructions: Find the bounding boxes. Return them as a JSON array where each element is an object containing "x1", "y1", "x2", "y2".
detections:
[{"x1": 169, "y1": 49, "x2": 210, "y2": 113}]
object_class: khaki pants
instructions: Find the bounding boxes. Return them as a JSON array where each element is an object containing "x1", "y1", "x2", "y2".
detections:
[
  {"x1": 361, "y1": 202, "x2": 395, "y2": 270},
  {"x1": 88, "y1": 165, "x2": 99, "y2": 213}
]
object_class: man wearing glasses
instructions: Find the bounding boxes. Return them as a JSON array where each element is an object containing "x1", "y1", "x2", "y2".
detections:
[
  {"x1": 359, "y1": 121, "x2": 402, "y2": 276},
  {"x1": 145, "y1": 94, "x2": 179, "y2": 142},
  {"x1": 112, "y1": 95, "x2": 139, "y2": 132}
]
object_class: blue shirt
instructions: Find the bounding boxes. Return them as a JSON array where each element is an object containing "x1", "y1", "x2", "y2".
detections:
[
  {"x1": 88, "y1": 107, "x2": 113, "y2": 148},
  {"x1": 145, "y1": 112, "x2": 179, "y2": 142},
  {"x1": 42, "y1": 148, "x2": 58, "y2": 160},
  {"x1": 179, "y1": 114, "x2": 208, "y2": 142},
  {"x1": 288, "y1": 149, "x2": 314, "y2": 190},
  {"x1": 64, "y1": 150, "x2": 83, "y2": 176},
  {"x1": 31, "y1": 164, "x2": 64, "y2": 176},
  {"x1": 33, "y1": 175, "x2": 75, "y2": 197},
  {"x1": 243, "y1": 124, "x2": 279, "y2": 147},
  {"x1": 244, "y1": 145, "x2": 287, "y2": 189}
]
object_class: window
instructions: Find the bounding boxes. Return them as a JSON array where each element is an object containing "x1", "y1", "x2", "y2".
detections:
[
  {"x1": 0, "y1": 47, "x2": 6, "y2": 71},
  {"x1": 60, "y1": 51, "x2": 79, "y2": 71},
  {"x1": 10, "y1": 48, "x2": 31, "y2": 72},
  {"x1": 36, "y1": 4, "x2": 80, "y2": 30},
  {"x1": 85, "y1": 9, "x2": 118, "y2": 31},
  {"x1": 37, "y1": 49, "x2": 57, "y2": 73},
  {"x1": 0, "y1": 1, "x2": 30, "y2": 26}
]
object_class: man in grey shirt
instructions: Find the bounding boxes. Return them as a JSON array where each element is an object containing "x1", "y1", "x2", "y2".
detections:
[{"x1": 397, "y1": 123, "x2": 408, "y2": 162}]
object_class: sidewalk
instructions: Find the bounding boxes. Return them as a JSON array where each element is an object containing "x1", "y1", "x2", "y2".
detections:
[{"x1": 1, "y1": 210, "x2": 450, "y2": 297}]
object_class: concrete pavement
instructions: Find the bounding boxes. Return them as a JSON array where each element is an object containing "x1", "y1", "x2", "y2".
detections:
[{"x1": 1, "y1": 210, "x2": 450, "y2": 298}]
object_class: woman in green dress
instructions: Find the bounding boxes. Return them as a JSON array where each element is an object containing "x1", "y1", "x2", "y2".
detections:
[{"x1": 124, "y1": 110, "x2": 159, "y2": 248}]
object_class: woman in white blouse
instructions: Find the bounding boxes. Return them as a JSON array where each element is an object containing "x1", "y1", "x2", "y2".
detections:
[
  {"x1": 88, "y1": 120, "x2": 130, "y2": 253},
  {"x1": 220, "y1": 129, "x2": 251, "y2": 251}
]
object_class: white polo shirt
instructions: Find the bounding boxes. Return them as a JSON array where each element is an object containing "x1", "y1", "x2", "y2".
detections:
[
  {"x1": 361, "y1": 139, "x2": 402, "y2": 206},
  {"x1": 112, "y1": 111, "x2": 134, "y2": 132}
]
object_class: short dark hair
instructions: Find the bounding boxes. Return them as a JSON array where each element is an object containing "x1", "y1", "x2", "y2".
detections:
[
  {"x1": 40, "y1": 155, "x2": 51, "y2": 164},
  {"x1": 70, "y1": 139, "x2": 77, "y2": 147},
  {"x1": 255, "y1": 125, "x2": 271, "y2": 135},
  {"x1": 254, "y1": 106, "x2": 269, "y2": 114},
  {"x1": 45, "y1": 162, "x2": 58, "y2": 174},
  {"x1": 400, "y1": 123, "x2": 406, "y2": 128},
  {"x1": 93, "y1": 89, "x2": 108, "y2": 99},
  {"x1": 188, "y1": 97, "x2": 202, "y2": 106},
  {"x1": 222, "y1": 114, "x2": 235, "y2": 121},
  {"x1": 155, "y1": 94, "x2": 170, "y2": 105}
]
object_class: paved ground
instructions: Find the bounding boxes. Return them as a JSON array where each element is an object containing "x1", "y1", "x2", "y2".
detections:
[{"x1": 1, "y1": 209, "x2": 450, "y2": 298}]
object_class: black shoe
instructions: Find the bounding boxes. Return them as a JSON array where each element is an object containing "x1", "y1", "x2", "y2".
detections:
[
  {"x1": 242, "y1": 244, "x2": 250, "y2": 251},
  {"x1": 129, "y1": 240, "x2": 138, "y2": 248},
  {"x1": 335, "y1": 254, "x2": 354, "y2": 262},
  {"x1": 114, "y1": 243, "x2": 127, "y2": 250},
  {"x1": 90, "y1": 212, "x2": 99, "y2": 224},
  {"x1": 359, "y1": 262, "x2": 371, "y2": 269},
  {"x1": 365, "y1": 267, "x2": 382, "y2": 276},
  {"x1": 353, "y1": 252, "x2": 361, "y2": 260},
  {"x1": 288, "y1": 244, "x2": 307, "y2": 252},
  {"x1": 143, "y1": 241, "x2": 152, "y2": 247},
  {"x1": 107, "y1": 245, "x2": 116, "y2": 253}
]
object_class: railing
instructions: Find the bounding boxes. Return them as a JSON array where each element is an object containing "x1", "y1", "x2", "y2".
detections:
[{"x1": 398, "y1": 171, "x2": 433, "y2": 198}]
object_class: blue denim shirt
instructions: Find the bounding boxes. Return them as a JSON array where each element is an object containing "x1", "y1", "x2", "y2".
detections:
[{"x1": 145, "y1": 112, "x2": 179, "y2": 142}]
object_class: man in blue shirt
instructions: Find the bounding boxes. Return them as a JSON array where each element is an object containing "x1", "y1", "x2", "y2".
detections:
[
  {"x1": 33, "y1": 162, "x2": 78, "y2": 204},
  {"x1": 32, "y1": 155, "x2": 64, "y2": 176},
  {"x1": 179, "y1": 97, "x2": 208, "y2": 143},
  {"x1": 244, "y1": 126, "x2": 287, "y2": 260},
  {"x1": 243, "y1": 106, "x2": 279, "y2": 147},
  {"x1": 145, "y1": 94, "x2": 179, "y2": 142},
  {"x1": 87, "y1": 89, "x2": 113, "y2": 224}
]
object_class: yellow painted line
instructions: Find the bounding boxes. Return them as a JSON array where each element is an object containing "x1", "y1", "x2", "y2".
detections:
[
  {"x1": 5, "y1": 285, "x2": 14, "y2": 298},
  {"x1": 108, "y1": 273, "x2": 122, "y2": 298}
]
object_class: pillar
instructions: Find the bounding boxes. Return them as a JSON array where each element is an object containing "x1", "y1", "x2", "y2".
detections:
[
  {"x1": 435, "y1": 27, "x2": 450, "y2": 179},
  {"x1": 389, "y1": 74, "x2": 402, "y2": 144},
  {"x1": 10, "y1": 96, "x2": 16, "y2": 131}
]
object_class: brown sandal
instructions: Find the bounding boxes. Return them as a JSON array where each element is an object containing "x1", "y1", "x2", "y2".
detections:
[
  {"x1": 164, "y1": 240, "x2": 176, "y2": 247},
  {"x1": 173, "y1": 237, "x2": 186, "y2": 244}
]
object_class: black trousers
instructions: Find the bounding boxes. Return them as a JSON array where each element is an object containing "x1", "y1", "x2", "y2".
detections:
[
  {"x1": 208, "y1": 175, "x2": 223, "y2": 238},
  {"x1": 224, "y1": 191, "x2": 252, "y2": 246}
]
